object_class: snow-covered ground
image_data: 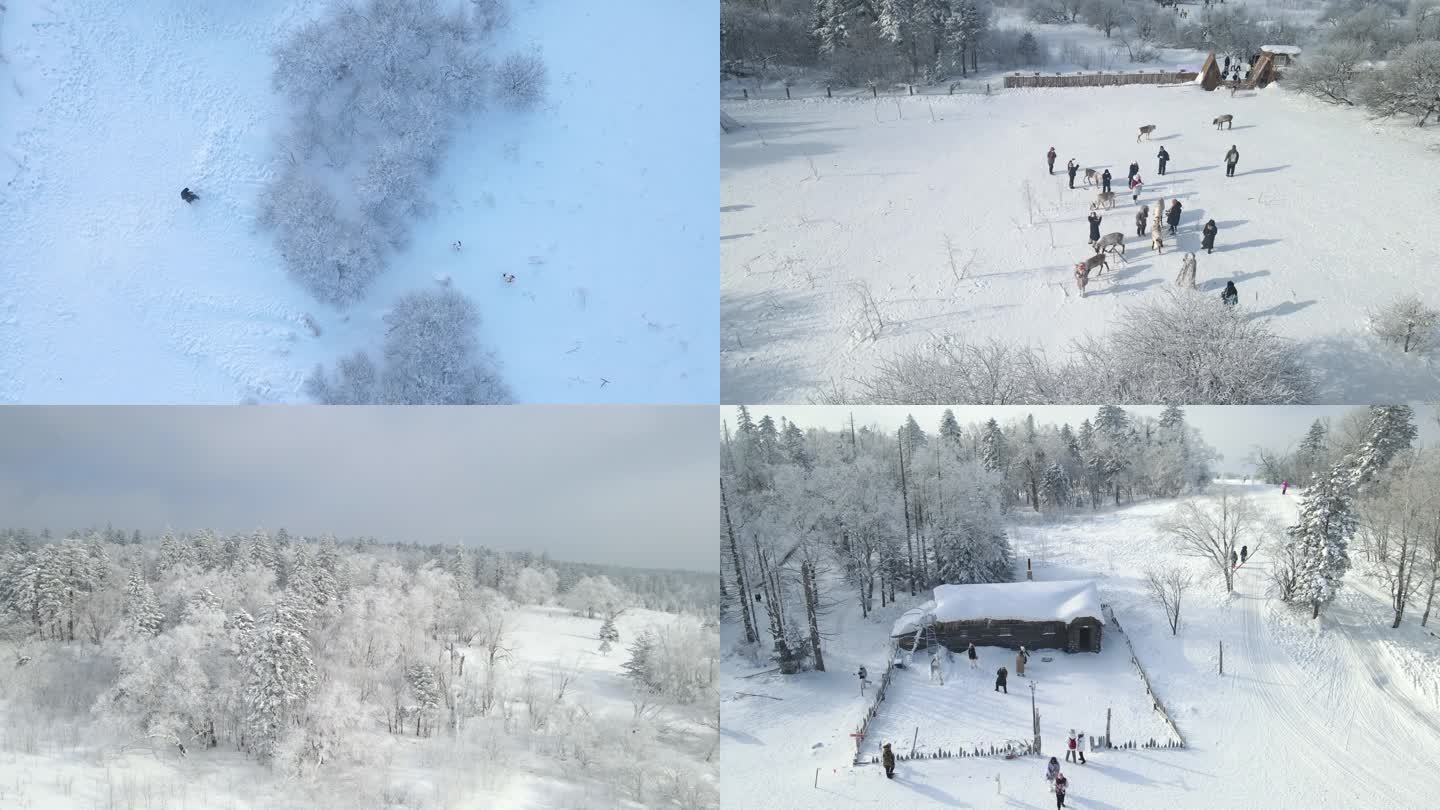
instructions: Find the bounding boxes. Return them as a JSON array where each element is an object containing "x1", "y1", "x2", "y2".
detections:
[
  {"x1": 0, "y1": 604, "x2": 715, "y2": 809},
  {"x1": 0, "y1": 0, "x2": 716, "y2": 403},
  {"x1": 720, "y1": 84, "x2": 1440, "y2": 402},
  {"x1": 721, "y1": 482, "x2": 1440, "y2": 808}
]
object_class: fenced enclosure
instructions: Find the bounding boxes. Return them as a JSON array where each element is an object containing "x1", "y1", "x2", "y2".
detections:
[
  {"x1": 721, "y1": 81, "x2": 999, "y2": 102},
  {"x1": 1102, "y1": 603, "x2": 1188, "y2": 748},
  {"x1": 1004, "y1": 70, "x2": 1198, "y2": 89}
]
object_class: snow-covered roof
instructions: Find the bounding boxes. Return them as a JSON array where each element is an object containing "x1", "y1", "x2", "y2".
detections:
[
  {"x1": 1261, "y1": 45, "x2": 1301, "y2": 55},
  {"x1": 891, "y1": 580, "x2": 1103, "y2": 637}
]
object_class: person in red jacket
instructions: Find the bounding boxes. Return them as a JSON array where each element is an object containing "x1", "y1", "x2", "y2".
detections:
[{"x1": 1282, "y1": 480, "x2": 1289, "y2": 494}]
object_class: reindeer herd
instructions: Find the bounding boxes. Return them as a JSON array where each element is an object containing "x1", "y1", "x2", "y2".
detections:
[{"x1": 1071, "y1": 118, "x2": 1235, "y2": 297}]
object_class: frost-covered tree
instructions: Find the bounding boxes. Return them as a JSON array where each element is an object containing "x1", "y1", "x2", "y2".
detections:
[
  {"x1": 405, "y1": 663, "x2": 442, "y2": 737},
  {"x1": 495, "y1": 51, "x2": 548, "y2": 110},
  {"x1": 598, "y1": 614, "x2": 621, "y2": 654},
  {"x1": 306, "y1": 289, "x2": 512, "y2": 405},
  {"x1": 622, "y1": 629, "x2": 658, "y2": 692},
  {"x1": 508, "y1": 566, "x2": 558, "y2": 605},
  {"x1": 124, "y1": 568, "x2": 163, "y2": 637},
  {"x1": 1364, "y1": 41, "x2": 1440, "y2": 125},
  {"x1": 1369, "y1": 294, "x2": 1440, "y2": 354},
  {"x1": 1289, "y1": 39, "x2": 1369, "y2": 106},
  {"x1": 244, "y1": 602, "x2": 317, "y2": 761},
  {"x1": 1286, "y1": 465, "x2": 1358, "y2": 618},
  {"x1": 1348, "y1": 405, "x2": 1417, "y2": 490}
]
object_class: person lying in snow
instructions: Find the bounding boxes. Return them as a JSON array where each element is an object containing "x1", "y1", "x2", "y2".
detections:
[{"x1": 180, "y1": 187, "x2": 199, "y2": 203}]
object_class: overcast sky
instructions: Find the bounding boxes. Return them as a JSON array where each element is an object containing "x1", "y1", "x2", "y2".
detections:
[
  {"x1": 0, "y1": 407, "x2": 717, "y2": 572},
  {"x1": 724, "y1": 406, "x2": 1440, "y2": 474}
]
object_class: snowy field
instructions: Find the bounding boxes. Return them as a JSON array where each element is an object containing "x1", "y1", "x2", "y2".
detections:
[
  {"x1": 720, "y1": 85, "x2": 1440, "y2": 402},
  {"x1": 0, "y1": 0, "x2": 716, "y2": 403},
  {"x1": 863, "y1": 630, "x2": 1175, "y2": 762},
  {"x1": 721, "y1": 482, "x2": 1440, "y2": 808},
  {"x1": 0, "y1": 604, "x2": 715, "y2": 810}
]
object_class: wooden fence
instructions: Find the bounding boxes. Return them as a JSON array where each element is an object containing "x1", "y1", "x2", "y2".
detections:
[
  {"x1": 850, "y1": 641, "x2": 899, "y2": 765},
  {"x1": 1004, "y1": 70, "x2": 1198, "y2": 89},
  {"x1": 1102, "y1": 603, "x2": 1188, "y2": 748}
]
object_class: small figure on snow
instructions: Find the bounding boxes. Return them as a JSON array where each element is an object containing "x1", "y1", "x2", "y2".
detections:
[
  {"x1": 1066, "y1": 730, "x2": 1078, "y2": 763},
  {"x1": 180, "y1": 187, "x2": 199, "y2": 204},
  {"x1": 1241, "y1": 544, "x2": 1249, "y2": 563},
  {"x1": 930, "y1": 655, "x2": 945, "y2": 685},
  {"x1": 1067, "y1": 159, "x2": 1079, "y2": 189},
  {"x1": 1087, "y1": 210, "x2": 1103, "y2": 244},
  {"x1": 1101, "y1": 168, "x2": 1112, "y2": 194},
  {"x1": 1076, "y1": 731, "x2": 1087, "y2": 764},
  {"x1": 1135, "y1": 205, "x2": 1149, "y2": 237},
  {"x1": 1055, "y1": 772, "x2": 1070, "y2": 808},
  {"x1": 882, "y1": 742, "x2": 896, "y2": 779},
  {"x1": 1282, "y1": 480, "x2": 1289, "y2": 495},
  {"x1": 1157, "y1": 146, "x2": 1170, "y2": 176},
  {"x1": 1176, "y1": 252, "x2": 1198, "y2": 288},
  {"x1": 1222, "y1": 280, "x2": 1239, "y2": 306},
  {"x1": 1016, "y1": 645, "x2": 1029, "y2": 677},
  {"x1": 1232, "y1": 549, "x2": 1240, "y2": 568},
  {"x1": 995, "y1": 665, "x2": 1008, "y2": 693},
  {"x1": 1202, "y1": 219, "x2": 1219, "y2": 254},
  {"x1": 501, "y1": 273, "x2": 516, "y2": 284},
  {"x1": 1126, "y1": 161, "x2": 1140, "y2": 183},
  {"x1": 452, "y1": 240, "x2": 463, "y2": 251},
  {"x1": 1166, "y1": 199, "x2": 1183, "y2": 235},
  {"x1": 1046, "y1": 757, "x2": 1061, "y2": 791},
  {"x1": 967, "y1": 642, "x2": 979, "y2": 669},
  {"x1": 1129, "y1": 173, "x2": 1144, "y2": 203},
  {"x1": 1047, "y1": 147, "x2": 1058, "y2": 174},
  {"x1": 1224, "y1": 145, "x2": 1240, "y2": 177}
]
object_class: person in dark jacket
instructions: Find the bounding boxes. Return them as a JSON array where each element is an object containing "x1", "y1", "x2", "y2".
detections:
[
  {"x1": 1048, "y1": 147, "x2": 1058, "y2": 174},
  {"x1": 1127, "y1": 161, "x2": 1140, "y2": 183},
  {"x1": 967, "y1": 642, "x2": 979, "y2": 669},
  {"x1": 1156, "y1": 146, "x2": 1170, "y2": 175},
  {"x1": 1222, "y1": 280, "x2": 1239, "y2": 306},
  {"x1": 1067, "y1": 159, "x2": 1079, "y2": 188},
  {"x1": 1088, "y1": 210, "x2": 1102, "y2": 243},
  {"x1": 180, "y1": 187, "x2": 199, "y2": 203},
  {"x1": 1241, "y1": 545, "x2": 1249, "y2": 563},
  {"x1": 1166, "y1": 200, "x2": 1182, "y2": 235},
  {"x1": 995, "y1": 666, "x2": 1009, "y2": 693},
  {"x1": 1224, "y1": 145, "x2": 1240, "y2": 176},
  {"x1": 1101, "y1": 168, "x2": 1112, "y2": 193},
  {"x1": 1201, "y1": 219, "x2": 1218, "y2": 253},
  {"x1": 1135, "y1": 206, "x2": 1149, "y2": 237},
  {"x1": 1232, "y1": 549, "x2": 1239, "y2": 567},
  {"x1": 1224, "y1": 54, "x2": 1231, "y2": 73},
  {"x1": 1055, "y1": 772, "x2": 1069, "y2": 808},
  {"x1": 882, "y1": 742, "x2": 896, "y2": 778}
]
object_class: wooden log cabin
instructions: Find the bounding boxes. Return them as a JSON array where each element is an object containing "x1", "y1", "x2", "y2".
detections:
[{"x1": 892, "y1": 580, "x2": 1104, "y2": 654}]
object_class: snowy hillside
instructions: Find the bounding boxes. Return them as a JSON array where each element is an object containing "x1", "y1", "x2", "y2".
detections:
[
  {"x1": 721, "y1": 482, "x2": 1440, "y2": 808},
  {"x1": 0, "y1": 0, "x2": 716, "y2": 403},
  {"x1": 721, "y1": 84, "x2": 1440, "y2": 403}
]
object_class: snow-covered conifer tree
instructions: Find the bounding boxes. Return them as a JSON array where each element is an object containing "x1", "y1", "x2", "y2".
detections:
[
  {"x1": 243, "y1": 601, "x2": 317, "y2": 761},
  {"x1": 1286, "y1": 465, "x2": 1358, "y2": 618},
  {"x1": 598, "y1": 614, "x2": 621, "y2": 654},
  {"x1": 124, "y1": 567, "x2": 163, "y2": 637}
]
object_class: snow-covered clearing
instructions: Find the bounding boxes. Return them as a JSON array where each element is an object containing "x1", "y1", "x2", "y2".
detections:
[
  {"x1": 0, "y1": 0, "x2": 716, "y2": 403},
  {"x1": 720, "y1": 84, "x2": 1440, "y2": 403},
  {"x1": 1, "y1": 604, "x2": 714, "y2": 810},
  {"x1": 721, "y1": 482, "x2": 1440, "y2": 808}
]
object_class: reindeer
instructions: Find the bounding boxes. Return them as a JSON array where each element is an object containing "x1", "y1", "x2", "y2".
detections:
[
  {"x1": 1212, "y1": 114, "x2": 1234, "y2": 130},
  {"x1": 1075, "y1": 253, "x2": 1110, "y2": 297},
  {"x1": 1094, "y1": 190, "x2": 1116, "y2": 209},
  {"x1": 1083, "y1": 168, "x2": 1101, "y2": 187},
  {"x1": 1092, "y1": 232, "x2": 1128, "y2": 261},
  {"x1": 1137, "y1": 124, "x2": 1157, "y2": 142}
]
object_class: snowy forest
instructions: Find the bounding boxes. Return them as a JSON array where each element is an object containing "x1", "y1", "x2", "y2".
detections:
[
  {"x1": 723, "y1": 0, "x2": 1440, "y2": 127},
  {"x1": 1254, "y1": 405, "x2": 1440, "y2": 626},
  {"x1": 0, "y1": 529, "x2": 719, "y2": 808},
  {"x1": 720, "y1": 405, "x2": 1215, "y2": 672}
]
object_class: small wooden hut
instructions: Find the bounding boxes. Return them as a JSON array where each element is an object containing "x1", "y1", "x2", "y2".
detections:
[
  {"x1": 1260, "y1": 45, "x2": 1301, "y2": 68},
  {"x1": 892, "y1": 580, "x2": 1104, "y2": 654},
  {"x1": 1198, "y1": 52, "x2": 1223, "y2": 91}
]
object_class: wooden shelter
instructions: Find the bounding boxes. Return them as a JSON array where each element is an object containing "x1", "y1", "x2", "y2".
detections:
[
  {"x1": 1199, "y1": 52, "x2": 1223, "y2": 91},
  {"x1": 1260, "y1": 45, "x2": 1301, "y2": 68},
  {"x1": 892, "y1": 580, "x2": 1104, "y2": 654}
]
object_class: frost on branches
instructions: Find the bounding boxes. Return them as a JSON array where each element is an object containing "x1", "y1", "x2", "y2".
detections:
[{"x1": 1285, "y1": 465, "x2": 1358, "y2": 618}]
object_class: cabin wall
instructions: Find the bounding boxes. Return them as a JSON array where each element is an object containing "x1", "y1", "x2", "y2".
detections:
[{"x1": 899, "y1": 617, "x2": 1102, "y2": 653}]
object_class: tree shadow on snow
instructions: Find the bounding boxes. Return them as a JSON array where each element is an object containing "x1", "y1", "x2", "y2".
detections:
[
  {"x1": 721, "y1": 204, "x2": 754, "y2": 213},
  {"x1": 722, "y1": 233, "x2": 754, "y2": 241},
  {"x1": 1199, "y1": 269, "x2": 1271, "y2": 291},
  {"x1": 1301, "y1": 334, "x2": 1440, "y2": 402},
  {"x1": 720, "y1": 288, "x2": 828, "y2": 402},
  {"x1": 721, "y1": 727, "x2": 764, "y2": 745},
  {"x1": 1247, "y1": 300, "x2": 1317, "y2": 320},
  {"x1": 1092, "y1": 277, "x2": 1162, "y2": 297},
  {"x1": 897, "y1": 776, "x2": 974, "y2": 807}
]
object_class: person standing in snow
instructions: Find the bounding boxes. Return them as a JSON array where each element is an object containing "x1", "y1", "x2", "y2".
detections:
[
  {"x1": 1127, "y1": 161, "x2": 1140, "y2": 183},
  {"x1": 1016, "y1": 646, "x2": 1030, "y2": 677},
  {"x1": 1157, "y1": 146, "x2": 1170, "y2": 175},
  {"x1": 1282, "y1": 480, "x2": 1289, "y2": 495},
  {"x1": 1166, "y1": 199, "x2": 1182, "y2": 235},
  {"x1": 1067, "y1": 159, "x2": 1079, "y2": 189},
  {"x1": 1135, "y1": 205, "x2": 1149, "y2": 236},
  {"x1": 1076, "y1": 731, "x2": 1087, "y2": 764},
  {"x1": 1202, "y1": 219, "x2": 1218, "y2": 254},
  {"x1": 1045, "y1": 757, "x2": 1061, "y2": 791},
  {"x1": 1087, "y1": 209, "x2": 1102, "y2": 244},
  {"x1": 1065, "y1": 730, "x2": 1078, "y2": 763},
  {"x1": 1048, "y1": 147, "x2": 1058, "y2": 174},
  {"x1": 1101, "y1": 168, "x2": 1112, "y2": 193},
  {"x1": 995, "y1": 666, "x2": 1009, "y2": 693},
  {"x1": 882, "y1": 742, "x2": 896, "y2": 779},
  {"x1": 1222, "y1": 280, "x2": 1239, "y2": 306},
  {"x1": 1231, "y1": 549, "x2": 1239, "y2": 568},
  {"x1": 1055, "y1": 772, "x2": 1069, "y2": 808},
  {"x1": 1224, "y1": 144, "x2": 1240, "y2": 177},
  {"x1": 1241, "y1": 545, "x2": 1249, "y2": 563},
  {"x1": 930, "y1": 655, "x2": 945, "y2": 685},
  {"x1": 1129, "y1": 173, "x2": 1144, "y2": 203},
  {"x1": 967, "y1": 642, "x2": 979, "y2": 669}
]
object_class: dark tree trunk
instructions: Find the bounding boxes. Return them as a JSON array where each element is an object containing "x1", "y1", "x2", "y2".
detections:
[
  {"x1": 900, "y1": 429, "x2": 915, "y2": 596},
  {"x1": 722, "y1": 479, "x2": 758, "y2": 644}
]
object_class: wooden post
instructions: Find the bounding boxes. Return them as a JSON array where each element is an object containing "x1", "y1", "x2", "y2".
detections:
[
  {"x1": 1106, "y1": 707, "x2": 1112, "y2": 748},
  {"x1": 814, "y1": 768, "x2": 820, "y2": 788},
  {"x1": 1027, "y1": 558, "x2": 1033, "y2": 580},
  {"x1": 826, "y1": 86, "x2": 832, "y2": 98},
  {"x1": 1219, "y1": 640, "x2": 1224, "y2": 675},
  {"x1": 912, "y1": 726, "x2": 919, "y2": 754},
  {"x1": 742, "y1": 88, "x2": 748, "y2": 100},
  {"x1": 871, "y1": 84, "x2": 878, "y2": 98},
  {"x1": 908, "y1": 85, "x2": 914, "y2": 96},
  {"x1": 785, "y1": 86, "x2": 791, "y2": 100}
]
